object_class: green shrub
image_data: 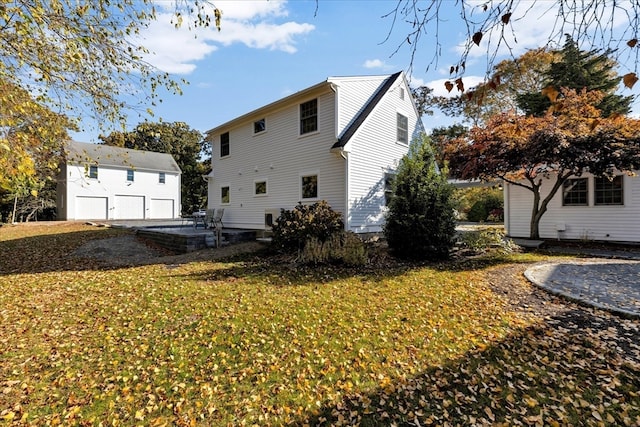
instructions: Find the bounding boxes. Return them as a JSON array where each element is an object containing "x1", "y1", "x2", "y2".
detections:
[
  {"x1": 458, "y1": 228, "x2": 516, "y2": 253},
  {"x1": 271, "y1": 201, "x2": 344, "y2": 253},
  {"x1": 467, "y1": 200, "x2": 488, "y2": 222},
  {"x1": 384, "y1": 135, "x2": 457, "y2": 260},
  {"x1": 300, "y1": 231, "x2": 368, "y2": 266}
]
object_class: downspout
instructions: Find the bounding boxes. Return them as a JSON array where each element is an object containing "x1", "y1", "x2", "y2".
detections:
[{"x1": 329, "y1": 82, "x2": 350, "y2": 232}]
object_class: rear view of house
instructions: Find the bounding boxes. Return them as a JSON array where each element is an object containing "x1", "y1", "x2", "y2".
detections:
[
  {"x1": 205, "y1": 72, "x2": 423, "y2": 233},
  {"x1": 57, "y1": 141, "x2": 181, "y2": 220}
]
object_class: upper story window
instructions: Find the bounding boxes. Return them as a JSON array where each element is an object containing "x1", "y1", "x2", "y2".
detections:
[
  {"x1": 595, "y1": 175, "x2": 623, "y2": 205},
  {"x1": 220, "y1": 132, "x2": 230, "y2": 157},
  {"x1": 562, "y1": 178, "x2": 588, "y2": 206},
  {"x1": 397, "y1": 113, "x2": 408, "y2": 144},
  {"x1": 159, "y1": 172, "x2": 166, "y2": 184},
  {"x1": 126, "y1": 169, "x2": 134, "y2": 182},
  {"x1": 399, "y1": 87, "x2": 405, "y2": 100},
  {"x1": 88, "y1": 165, "x2": 98, "y2": 179},
  {"x1": 300, "y1": 99, "x2": 318, "y2": 135},
  {"x1": 254, "y1": 118, "x2": 266, "y2": 134}
]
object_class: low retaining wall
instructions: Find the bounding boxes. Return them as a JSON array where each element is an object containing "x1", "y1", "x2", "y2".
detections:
[{"x1": 136, "y1": 228, "x2": 258, "y2": 254}]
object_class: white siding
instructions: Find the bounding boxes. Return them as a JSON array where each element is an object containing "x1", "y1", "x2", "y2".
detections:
[
  {"x1": 331, "y1": 76, "x2": 391, "y2": 136},
  {"x1": 208, "y1": 88, "x2": 346, "y2": 229},
  {"x1": 60, "y1": 164, "x2": 181, "y2": 220},
  {"x1": 505, "y1": 173, "x2": 640, "y2": 242},
  {"x1": 343, "y1": 77, "x2": 418, "y2": 232}
]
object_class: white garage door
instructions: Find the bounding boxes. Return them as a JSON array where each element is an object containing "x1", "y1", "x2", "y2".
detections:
[
  {"x1": 75, "y1": 196, "x2": 108, "y2": 220},
  {"x1": 150, "y1": 199, "x2": 175, "y2": 219},
  {"x1": 114, "y1": 195, "x2": 145, "y2": 219}
]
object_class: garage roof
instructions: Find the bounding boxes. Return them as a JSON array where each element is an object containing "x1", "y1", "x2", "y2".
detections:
[{"x1": 64, "y1": 141, "x2": 181, "y2": 173}]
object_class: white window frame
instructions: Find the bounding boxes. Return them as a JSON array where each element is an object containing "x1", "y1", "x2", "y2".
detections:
[
  {"x1": 254, "y1": 118, "x2": 266, "y2": 134},
  {"x1": 220, "y1": 132, "x2": 230, "y2": 158},
  {"x1": 397, "y1": 113, "x2": 408, "y2": 145},
  {"x1": 254, "y1": 179, "x2": 268, "y2": 197},
  {"x1": 299, "y1": 98, "x2": 318, "y2": 135},
  {"x1": 300, "y1": 172, "x2": 319, "y2": 200},
  {"x1": 126, "y1": 169, "x2": 134, "y2": 182},
  {"x1": 88, "y1": 165, "x2": 98, "y2": 179},
  {"x1": 158, "y1": 172, "x2": 166, "y2": 184},
  {"x1": 220, "y1": 184, "x2": 231, "y2": 205}
]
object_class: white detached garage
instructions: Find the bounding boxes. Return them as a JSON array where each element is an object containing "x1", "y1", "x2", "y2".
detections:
[{"x1": 57, "y1": 141, "x2": 181, "y2": 221}]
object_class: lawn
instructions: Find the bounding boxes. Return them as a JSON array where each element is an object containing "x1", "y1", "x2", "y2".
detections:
[{"x1": 1, "y1": 223, "x2": 639, "y2": 426}]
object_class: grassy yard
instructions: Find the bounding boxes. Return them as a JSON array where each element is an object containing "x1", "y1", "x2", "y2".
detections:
[{"x1": 1, "y1": 223, "x2": 639, "y2": 426}]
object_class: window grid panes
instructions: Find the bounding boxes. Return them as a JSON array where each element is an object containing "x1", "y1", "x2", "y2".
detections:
[
  {"x1": 220, "y1": 132, "x2": 230, "y2": 157},
  {"x1": 255, "y1": 181, "x2": 267, "y2": 195},
  {"x1": 300, "y1": 99, "x2": 318, "y2": 134},
  {"x1": 397, "y1": 113, "x2": 408, "y2": 144},
  {"x1": 562, "y1": 178, "x2": 588, "y2": 206},
  {"x1": 221, "y1": 186, "x2": 230, "y2": 204},
  {"x1": 301, "y1": 175, "x2": 318, "y2": 199},
  {"x1": 595, "y1": 176, "x2": 623, "y2": 205},
  {"x1": 127, "y1": 169, "x2": 134, "y2": 182},
  {"x1": 89, "y1": 165, "x2": 98, "y2": 179},
  {"x1": 159, "y1": 172, "x2": 166, "y2": 184}
]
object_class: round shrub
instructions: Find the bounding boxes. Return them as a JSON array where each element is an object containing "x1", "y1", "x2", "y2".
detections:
[{"x1": 271, "y1": 200, "x2": 344, "y2": 253}]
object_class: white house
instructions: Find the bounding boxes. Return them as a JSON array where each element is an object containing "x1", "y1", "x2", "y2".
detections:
[
  {"x1": 504, "y1": 172, "x2": 640, "y2": 242},
  {"x1": 57, "y1": 141, "x2": 182, "y2": 220},
  {"x1": 204, "y1": 72, "x2": 423, "y2": 233}
]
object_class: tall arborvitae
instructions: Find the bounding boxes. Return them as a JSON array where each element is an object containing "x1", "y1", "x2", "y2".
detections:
[{"x1": 517, "y1": 36, "x2": 634, "y2": 117}]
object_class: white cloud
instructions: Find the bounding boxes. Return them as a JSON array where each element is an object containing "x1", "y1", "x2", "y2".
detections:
[
  {"x1": 138, "y1": 1, "x2": 314, "y2": 74},
  {"x1": 363, "y1": 59, "x2": 387, "y2": 69}
]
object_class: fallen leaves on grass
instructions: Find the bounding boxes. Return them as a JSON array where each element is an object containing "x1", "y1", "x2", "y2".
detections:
[{"x1": 1, "y1": 224, "x2": 639, "y2": 426}]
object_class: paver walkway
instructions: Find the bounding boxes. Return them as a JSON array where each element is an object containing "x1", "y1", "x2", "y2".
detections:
[{"x1": 525, "y1": 257, "x2": 640, "y2": 319}]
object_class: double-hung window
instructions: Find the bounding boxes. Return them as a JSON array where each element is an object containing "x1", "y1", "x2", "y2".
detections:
[
  {"x1": 127, "y1": 169, "x2": 134, "y2": 182},
  {"x1": 595, "y1": 176, "x2": 623, "y2": 205},
  {"x1": 159, "y1": 172, "x2": 166, "y2": 184},
  {"x1": 397, "y1": 113, "x2": 408, "y2": 144},
  {"x1": 300, "y1": 99, "x2": 318, "y2": 134},
  {"x1": 220, "y1": 132, "x2": 230, "y2": 157},
  {"x1": 384, "y1": 172, "x2": 395, "y2": 206},
  {"x1": 562, "y1": 178, "x2": 588, "y2": 206}
]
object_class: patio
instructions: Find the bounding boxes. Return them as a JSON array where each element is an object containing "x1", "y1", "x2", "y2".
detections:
[{"x1": 103, "y1": 219, "x2": 258, "y2": 253}]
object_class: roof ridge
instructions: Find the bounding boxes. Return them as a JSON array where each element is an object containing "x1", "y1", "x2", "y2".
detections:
[{"x1": 331, "y1": 71, "x2": 403, "y2": 150}]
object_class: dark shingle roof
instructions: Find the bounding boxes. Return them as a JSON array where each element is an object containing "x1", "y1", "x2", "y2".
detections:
[
  {"x1": 331, "y1": 71, "x2": 403, "y2": 149},
  {"x1": 64, "y1": 141, "x2": 181, "y2": 173}
]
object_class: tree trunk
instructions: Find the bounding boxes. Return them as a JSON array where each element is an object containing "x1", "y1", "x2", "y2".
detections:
[
  {"x1": 11, "y1": 195, "x2": 17, "y2": 224},
  {"x1": 529, "y1": 188, "x2": 541, "y2": 240}
]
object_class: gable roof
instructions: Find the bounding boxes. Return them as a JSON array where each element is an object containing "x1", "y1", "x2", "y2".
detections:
[
  {"x1": 204, "y1": 72, "x2": 407, "y2": 141},
  {"x1": 64, "y1": 141, "x2": 181, "y2": 173},
  {"x1": 331, "y1": 71, "x2": 403, "y2": 149}
]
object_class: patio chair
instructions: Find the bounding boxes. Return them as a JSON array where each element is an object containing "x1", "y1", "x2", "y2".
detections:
[
  {"x1": 202, "y1": 209, "x2": 215, "y2": 229},
  {"x1": 209, "y1": 208, "x2": 224, "y2": 230}
]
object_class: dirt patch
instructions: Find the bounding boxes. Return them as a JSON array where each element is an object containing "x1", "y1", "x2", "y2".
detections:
[{"x1": 71, "y1": 233, "x2": 267, "y2": 267}]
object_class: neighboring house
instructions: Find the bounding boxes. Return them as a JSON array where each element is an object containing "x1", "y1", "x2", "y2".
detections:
[
  {"x1": 57, "y1": 141, "x2": 182, "y2": 220},
  {"x1": 504, "y1": 172, "x2": 640, "y2": 242},
  {"x1": 204, "y1": 72, "x2": 423, "y2": 233}
]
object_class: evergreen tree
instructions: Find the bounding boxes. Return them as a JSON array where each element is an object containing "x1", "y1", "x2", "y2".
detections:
[
  {"x1": 384, "y1": 135, "x2": 457, "y2": 260},
  {"x1": 517, "y1": 36, "x2": 633, "y2": 117}
]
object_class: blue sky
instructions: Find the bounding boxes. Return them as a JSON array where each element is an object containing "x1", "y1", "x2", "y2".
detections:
[{"x1": 71, "y1": 0, "x2": 639, "y2": 143}]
